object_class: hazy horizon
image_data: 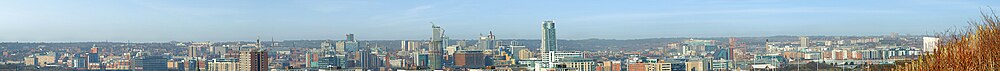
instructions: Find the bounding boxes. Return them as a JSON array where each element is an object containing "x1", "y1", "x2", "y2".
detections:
[
  {"x1": 0, "y1": 35, "x2": 927, "y2": 43},
  {"x1": 2, "y1": 0, "x2": 995, "y2": 42}
]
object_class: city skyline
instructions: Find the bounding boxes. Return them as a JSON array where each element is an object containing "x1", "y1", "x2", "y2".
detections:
[
  {"x1": 3, "y1": 0, "x2": 999, "y2": 71},
  {"x1": 1, "y1": 0, "x2": 997, "y2": 42}
]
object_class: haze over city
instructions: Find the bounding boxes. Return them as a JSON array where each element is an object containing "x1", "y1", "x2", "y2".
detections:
[
  {"x1": 2, "y1": 0, "x2": 997, "y2": 42},
  {"x1": 3, "y1": 0, "x2": 1000, "y2": 71}
]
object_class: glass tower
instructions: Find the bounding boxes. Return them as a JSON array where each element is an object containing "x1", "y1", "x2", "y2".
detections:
[{"x1": 541, "y1": 20, "x2": 557, "y2": 52}]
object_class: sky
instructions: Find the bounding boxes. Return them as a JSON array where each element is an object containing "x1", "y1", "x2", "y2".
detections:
[{"x1": 0, "y1": 0, "x2": 997, "y2": 42}]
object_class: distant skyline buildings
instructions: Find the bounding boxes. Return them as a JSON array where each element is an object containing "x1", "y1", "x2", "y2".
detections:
[{"x1": 3, "y1": 0, "x2": 995, "y2": 42}]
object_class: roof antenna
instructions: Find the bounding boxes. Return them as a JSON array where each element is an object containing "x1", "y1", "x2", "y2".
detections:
[{"x1": 256, "y1": 36, "x2": 261, "y2": 48}]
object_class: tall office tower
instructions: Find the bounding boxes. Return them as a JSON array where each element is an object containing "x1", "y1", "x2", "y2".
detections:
[
  {"x1": 428, "y1": 24, "x2": 445, "y2": 69},
  {"x1": 540, "y1": 20, "x2": 559, "y2": 68},
  {"x1": 238, "y1": 49, "x2": 268, "y2": 71},
  {"x1": 799, "y1": 36, "x2": 809, "y2": 47},
  {"x1": 541, "y1": 20, "x2": 557, "y2": 52}
]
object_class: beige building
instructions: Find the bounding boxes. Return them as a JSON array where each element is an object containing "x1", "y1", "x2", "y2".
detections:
[
  {"x1": 24, "y1": 53, "x2": 56, "y2": 66},
  {"x1": 207, "y1": 58, "x2": 239, "y2": 71},
  {"x1": 685, "y1": 62, "x2": 705, "y2": 71},
  {"x1": 643, "y1": 63, "x2": 672, "y2": 71},
  {"x1": 562, "y1": 58, "x2": 596, "y2": 71},
  {"x1": 517, "y1": 49, "x2": 534, "y2": 60}
]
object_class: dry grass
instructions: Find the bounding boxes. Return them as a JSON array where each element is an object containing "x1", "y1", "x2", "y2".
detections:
[{"x1": 893, "y1": 10, "x2": 1000, "y2": 70}]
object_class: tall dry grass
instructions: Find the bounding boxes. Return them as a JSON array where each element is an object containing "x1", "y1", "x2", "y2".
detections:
[{"x1": 893, "y1": 10, "x2": 1000, "y2": 70}]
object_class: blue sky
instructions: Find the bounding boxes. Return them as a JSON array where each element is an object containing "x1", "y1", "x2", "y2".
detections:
[{"x1": 0, "y1": 0, "x2": 997, "y2": 42}]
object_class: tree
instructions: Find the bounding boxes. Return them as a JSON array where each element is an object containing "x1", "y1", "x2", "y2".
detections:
[{"x1": 894, "y1": 9, "x2": 1000, "y2": 70}]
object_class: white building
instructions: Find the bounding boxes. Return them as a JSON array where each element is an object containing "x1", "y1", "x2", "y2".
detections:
[{"x1": 923, "y1": 37, "x2": 940, "y2": 53}]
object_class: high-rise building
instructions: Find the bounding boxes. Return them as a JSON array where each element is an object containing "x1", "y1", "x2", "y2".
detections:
[
  {"x1": 799, "y1": 36, "x2": 809, "y2": 47},
  {"x1": 238, "y1": 49, "x2": 269, "y2": 71},
  {"x1": 428, "y1": 24, "x2": 446, "y2": 69},
  {"x1": 541, "y1": 20, "x2": 558, "y2": 52}
]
